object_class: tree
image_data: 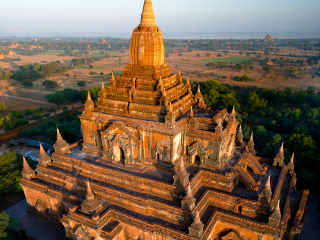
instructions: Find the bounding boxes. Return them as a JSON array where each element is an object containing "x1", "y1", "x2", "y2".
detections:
[
  {"x1": 33, "y1": 64, "x2": 41, "y2": 71},
  {"x1": 196, "y1": 54, "x2": 200, "y2": 57},
  {"x1": 42, "y1": 80, "x2": 58, "y2": 89},
  {"x1": 239, "y1": 73, "x2": 251, "y2": 82},
  {"x1": 22, "y1": 81, "x2": 33, "y2": 87},
  {"x1": 245, "y1": 52, "x2": 251, "y2": 57},
  {"x1": 248, "y1": 91, "x2": 267, "y2": 112},
  {"x1": 77, "y1": 81, "x2": 86, "y2": 87},
  {"x1": 206, "y1": 53, "x2": 211, "y2": 57},
  {"x1": 0, "y1": 153, "x2": 37, "y2": 199},
  {"x1": 0, "y1": 103, "x2": 7, "y2": 112},
  {"x1": 41, "y1": 63, "x2": 58, "y2": 76},
  {"x1": 0, "y1": 212, "x2": 9, "y2": 238},
  {"x1": 90, "y1": 86, "x2": 100, "y2": 99},
  {"x1": 88, "y1": 64, "x2": 93, "y2": 69},
  {"x1": 223, "y1": 51, "x2": 228, "y2": 55},
  {"x1": 239, "y1": 51, "x2": 243, "y2": 55},
  {"x1": 73, "y1": 74, "x2": 77, "y2": 78},
  {"x1": 48, "y1": 93, "x2": 67, "y2": 106},
  {"x1": 217, "y1": 54, "x2": 222, "y2": 57}
]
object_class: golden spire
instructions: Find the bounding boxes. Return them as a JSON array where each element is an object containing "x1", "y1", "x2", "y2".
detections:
[
  {"x1": 190, "y1": 107, "x2": 194, "y2": 118},
  {"x1": 86, "y1": 179, "x2": 95, "y2": 201},
  {"x1": 279, "y1": 142, "x2": 284, "y2": 153},
  {"x1": 179, "y1": 157, "x2": 186, "y2": 171},
  {"x1": 250, "y1": 131, "x2": 254, "y2": 141},
  {"x1": 178, "y1": 68, "x2": 181, "y2": 77},
  {"x1": 289, "y1": 153, "x2": 294, "y2": 165},
  {"x1": 39, "y1": 141, "x2": 46, "y2": 155},
  {"x1": 186, "y1": 183, "x2": 192, "y2": 197},
  {"x1": 265, "y1": 175, "x2": 271, "y2": 189},
  {"x1": 197, "y1": 84, "x2": 201, "y2": 93},
  {"x1": 111, "y1": 70, "x2": 115, "y2": 81},
  {"x1": 101, "y1": 80, "x2": 106, "y2": 91},
  {"x1": 56, "y1": 127, "x2": 63, "y2": 141},
  {"x1": 87, "y1": 91, "x2": 91, "y2": 101},
  {"x1": 194, "y1": 211, "x2": 201, "y2": 223},
  {"x1": 23, "y1": 155, "x2": 30, "y2": 169},
  {"x1": 139, "y1": 0, "x2": 157, "y2": 28}
]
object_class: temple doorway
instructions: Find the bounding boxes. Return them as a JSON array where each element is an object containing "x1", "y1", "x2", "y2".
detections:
[
  {"x1": 120, "y1": 147, "x2": 125, "y2": 164},
  {"x1": 194, "y1": 155, "x2": 201, "y2": 165}
]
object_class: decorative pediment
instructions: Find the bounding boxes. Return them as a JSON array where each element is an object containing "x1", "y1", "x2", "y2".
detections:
[
  {"x1": 103, "y1": 121, "x2": 141, "y2": 145},
  {"x1": 73, "y1": 225, "x2": 92, "y2": 240}
]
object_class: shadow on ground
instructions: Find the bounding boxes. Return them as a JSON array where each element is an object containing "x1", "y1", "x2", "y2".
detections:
[{"x1": 5, "y1": 200, "x2": 65, "y2": 240}]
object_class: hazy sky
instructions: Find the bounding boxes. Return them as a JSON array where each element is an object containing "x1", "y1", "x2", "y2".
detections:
[{"x1": 1, "y1": 0, "x2": 319, "y2": 36}]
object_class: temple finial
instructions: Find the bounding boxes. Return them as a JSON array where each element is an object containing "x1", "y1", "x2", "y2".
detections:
[
  {"x1": 186, "y1": 183, "x2": 192, "y2": 196},
  {"x1": 194, "y1": 211, "x2": 201, "y2": 223},
  {"x1": 178, "y1": 68, "x2": 181, "y2": 76},
  {"x1": 101, "y1": 80, "x2": 106, "y2": 91},
  {"x1": 139, "y1": 0, "x2": 157, "y2": 28},
  {"x1": 56, "y1": 127, "x2": 63, "y2": 141},
  {"x1": 279, "y1": 142, "x2": 284, "y2": 153},
  {"x1": 250, "y1": 131, "x2": 254, "y2": 141},
  {"x1": 87, "y1": 91, "x2": 91, "y2": 101},
  {"x1": 290, "y1": 153, "x2": 294, "y2": 165},
  {"x1": 265, "y1": 175, "x2": 271, "y2": 189},
  {"x1": 239, "y1": 125, "x2": 242, "y2": 133},
  {"x1": 111, "y1": 70, "x2": 115, "y2": 80},
  {"x1": 190, "y1": 107, "x2": 194, "y2": 118},
  {"x1": 23, "y1": 155, "x2": 30, "y2": 169},
  {"x1": 86, "y1": 179, "x2": 95, "y2": 201},
  {"x1": 39, "y1": 141, "x2": 46, "y2": 155},
  {"x1": 197, "y1": 84, "x2": 201, "y2": 93}
]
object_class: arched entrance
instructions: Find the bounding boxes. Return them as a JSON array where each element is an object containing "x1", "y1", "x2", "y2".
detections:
[
  {"x1": 194, "y1": 155, "x2": 201, "y2": 165},
  {"x1": 120, "y1": 147, "x2": 125, "y2": 164},
  {"x1": 114, "y1": 145, "x2": 126, "y2": 163}
]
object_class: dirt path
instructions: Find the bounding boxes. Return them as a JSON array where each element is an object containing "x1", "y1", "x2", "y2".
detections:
[{"x1": 0, "y1": 94, "x2": 56, "y2": 106}]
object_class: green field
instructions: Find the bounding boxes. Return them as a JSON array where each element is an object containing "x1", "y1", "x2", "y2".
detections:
[{"x1": 201, "y1": 56, "x2": 250, "y2": 64}]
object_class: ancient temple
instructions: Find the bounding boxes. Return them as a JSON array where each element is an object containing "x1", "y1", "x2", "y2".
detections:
[
  {"x1": 101, "y1": 38, "x2": 108, "y2": 44},
  {"x1": 20, "y1": 1, "x2": 308, "y2": 239},
  {"x1": 264, "y1": 33, "x2": 275, "y2": 42}
]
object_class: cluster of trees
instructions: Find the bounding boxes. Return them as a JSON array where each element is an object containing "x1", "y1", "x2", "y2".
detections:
[
  {"x1": 0, "y1": 107, "x2": 47, "y2": 131},
  {"x1": 0, "y1": 153, "x2": 37, "y2": 205},
  {"x1": 19, "y1": 107, "x2": 81, "y2": 143},
  {"x1": 196, "y1": 80, "x2": 320, "y2": 194},
  {"x1": 46, "y1": 88, "x2": 83, "y2": 106}
]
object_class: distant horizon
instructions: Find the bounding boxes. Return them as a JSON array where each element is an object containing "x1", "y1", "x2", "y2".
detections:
[
  {"x1": 0, "y1": 29, "x2": 319, "y2": 40},
  {"x1": 1, "y1": 0, "x2": 319, "y2": 39}
]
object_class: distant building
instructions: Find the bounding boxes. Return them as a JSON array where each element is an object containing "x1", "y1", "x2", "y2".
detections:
[
  {"x1": 267, "y1": 58, "x2": 274, "y2": 65},
  {"x1": 8, "y1": 50, "x2": 15, "y2": 55},
  {"x1": 264, "y1": 33, "x2": 275, "y2": 42},
  {"x1": 101, "y1": 38, "x2": 108, "y2": 44},
  {"x1": 0, "y1": 53, "x2": 4, "y2": 59}
]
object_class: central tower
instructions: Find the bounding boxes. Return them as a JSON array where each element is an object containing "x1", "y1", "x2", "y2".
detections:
[{"x1": 130, "y1": 0, "x2": 164, "y2": 66}]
